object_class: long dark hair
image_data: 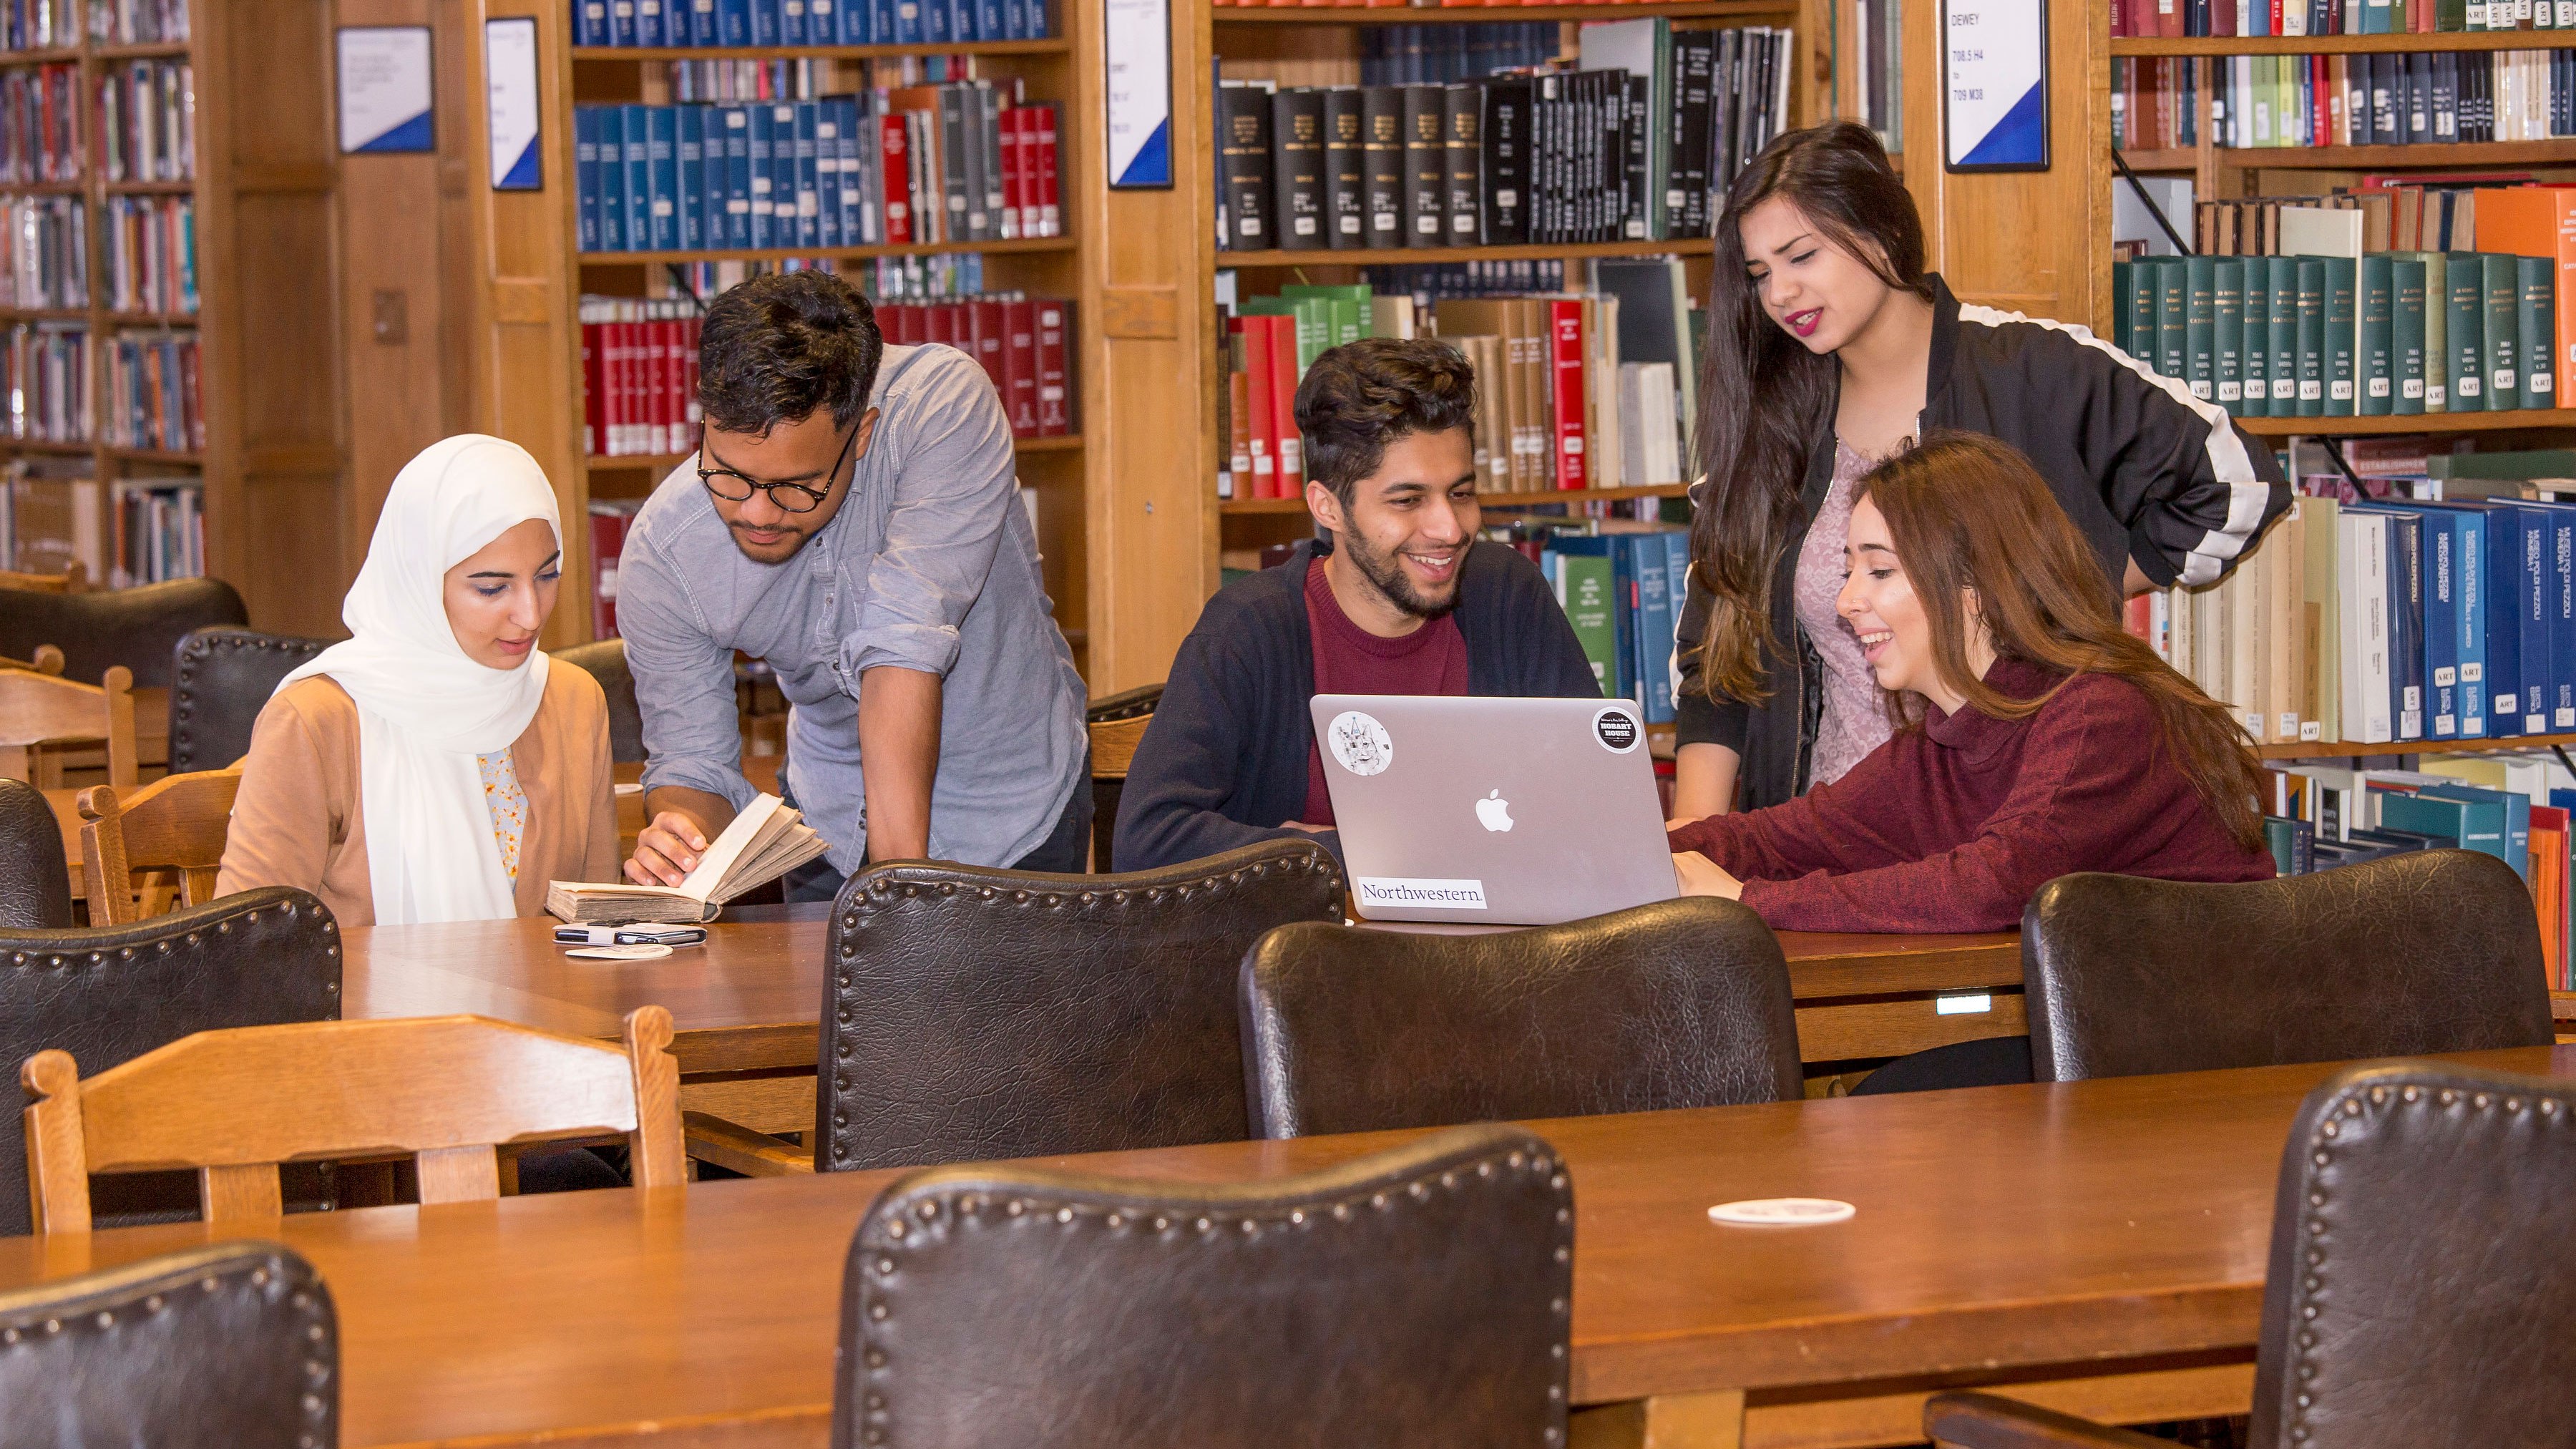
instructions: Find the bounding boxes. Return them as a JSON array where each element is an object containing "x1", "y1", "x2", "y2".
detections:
[
  {"x1": 1857, "y1": 433, "x2": 2267, "y2": 853},
  {"x1": 1692, "y1": 121, "x2": 1931, "y2": 703}
]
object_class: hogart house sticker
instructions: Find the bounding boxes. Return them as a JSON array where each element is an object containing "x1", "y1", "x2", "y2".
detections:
[
  {"x1": 1327, "y1": 711, "x2": 1394, "y2": 776},
  {"x1": 1594, "y1": 706, "x2": 1641, "y2": 753}
]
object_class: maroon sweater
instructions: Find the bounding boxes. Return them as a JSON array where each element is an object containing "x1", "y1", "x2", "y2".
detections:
[{"x1": 1665, "y1": 658, "x2": 2274, "y2": 933}]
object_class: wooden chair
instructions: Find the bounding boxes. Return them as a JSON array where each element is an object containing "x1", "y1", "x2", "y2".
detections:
[
  {"x1": 0, "y1": 560, "x2": 86, "y2": 593},
  {"x1": 0, "y1": 644, "x2": 64, "y2": 675},
  {"x1": 0, "y1": 663, "x2": 137, "y2": 789},
  {"x1": 75, "y1": 768, "x2": 243, "y2": 924},
  {"x1": 1083, "y1": 682, "x2": 1160, "y2": 872},
  {"x1": 21, "y1": 1007, "x2": 686, "y2": 1232}
]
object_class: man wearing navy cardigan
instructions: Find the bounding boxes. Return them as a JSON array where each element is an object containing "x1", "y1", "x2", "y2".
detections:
[{"x1": 1113, "y1": 338, "x2": 1603, "y2": 872}]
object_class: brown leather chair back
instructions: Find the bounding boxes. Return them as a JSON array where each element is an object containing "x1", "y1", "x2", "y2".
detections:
[
  {"x1": 0, "y1": 887, "x2": 342, "y2": 1236},
  {"x1": 552, "y1": 638, "x2": 645, "y2": 764},
  {"x1": 0, "y1": 577, "x2": 246, "y2": 689},
  {"x1": 1241, "y1": 897, "x2": 1802, "y2": 1138},
  {"x1": 0, "y1": 1240, "x2": 336, "y2": 1446},
  {"x1": 0, "y1": 776, "x2": 74, "y2": 928},
  {"x1": 2249, "y1": 1061, "x2": 2576, "y2": 1449},
  {"x1": 817, "y1": 840, "x2": 1344, "y2": 1171},
  {"x1": 836, "y1": 1122, "x2": 1571, "y2": 1449},
  {"x1": 2024, "y1": 850, "x2": 2555, "y2": 1082},
  {"x1": 168, "y1": 627, "x2": 332, "y2": 772},
  {"x1": 1083, "y1": 683, "x2": 1161, "y2": 872}
]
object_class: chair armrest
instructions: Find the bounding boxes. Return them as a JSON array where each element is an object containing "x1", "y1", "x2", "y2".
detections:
[
  {"x1": 682, "y1": 1111, "x2": 815, "y2": 1177},
  {"x1": 1923, "y1": 1393, "x2": 2179, "y2": 1449}
]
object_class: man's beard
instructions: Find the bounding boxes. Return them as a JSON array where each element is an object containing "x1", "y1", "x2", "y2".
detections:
[{"x1": 1342, "y1": 527, "x2": 1461, "y2": 620}]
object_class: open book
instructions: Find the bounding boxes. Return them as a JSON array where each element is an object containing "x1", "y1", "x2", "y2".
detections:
[{"x1": 546, "y1": 794, "x2": 831, "y2": 924}]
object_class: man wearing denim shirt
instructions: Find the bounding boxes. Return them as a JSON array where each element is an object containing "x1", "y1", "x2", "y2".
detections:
[{"x1": 618, "y1": 271, "x2": 1088, "y2": 897}]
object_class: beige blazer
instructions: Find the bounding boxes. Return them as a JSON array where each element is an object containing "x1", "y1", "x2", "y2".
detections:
[{"x1": 215, "y1": 667, "x2": 620, "y2": 927}]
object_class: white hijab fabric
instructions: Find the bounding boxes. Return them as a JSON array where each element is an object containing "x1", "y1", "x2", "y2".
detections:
[{"x1": 280, "y1": 434, "x2": 562, "y2": 925}]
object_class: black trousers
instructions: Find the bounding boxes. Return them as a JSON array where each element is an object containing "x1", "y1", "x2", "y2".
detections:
[{"x1": 778, "y1": 758, "x2": 1094, "y2": 903}]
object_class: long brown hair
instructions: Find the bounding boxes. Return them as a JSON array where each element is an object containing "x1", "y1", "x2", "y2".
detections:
[
  {"x1": 1692, "y1": 120, "x2": 1932, "y2": 703},
  {"x1": 1853, "y1": 432, "x2": 2266, "y2": 852}
]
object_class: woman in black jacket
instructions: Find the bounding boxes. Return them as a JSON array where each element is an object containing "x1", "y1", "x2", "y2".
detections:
[{"x1": 1672, "y1": 122, "x2": 2291, "y2": 817}]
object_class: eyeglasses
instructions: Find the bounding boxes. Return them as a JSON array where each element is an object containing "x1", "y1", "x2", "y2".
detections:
[{"x1": 696, "y1": 421, "x2": 859, "y2": 514}]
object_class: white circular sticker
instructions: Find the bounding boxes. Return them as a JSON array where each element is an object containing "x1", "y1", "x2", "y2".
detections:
[
  {"x1": 1707, "y1": 1197, "x2": 1855, "y2": 1226},
  {"x1": 1325, "y1": 710, "x2": 1395, "y2": 776},
  {"x1": 1594, "y1": 706, "x2": 1642, "y2": 753}
]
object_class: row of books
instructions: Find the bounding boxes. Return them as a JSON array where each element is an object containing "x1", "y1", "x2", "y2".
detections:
[
  {"x1": 0, "y1": 0, "x2": 74, "y2": 52},
  {"x1": 2114, "y1": 49, "x2": 2576, "y2": 150},
  {"x1": 0, "y1": 64, "x2": 79, "y2": 185},
  {"x1": 580, "y1": 297, "x2": 701, "y2": 460},
  {"x1": 97, "y1": 57, "x2": 190, "y2": 183},
  {"x1": 2113, "y1": 249, "x2": 2557, "y2": 419},
  {"x1": 2262, "y1": 756, "x2": 2576, "y2": 984},
  {"x1": 1355, "y1": 258, "x2": 1571, "y2": 303},
  {"x1": 101, "y1": 192, "x2": 188, "y2": 316},
  {"x1": 1531, "y1": 526, "x2": 1690, "y2": 725},
  {"x1": 0, "y1": 469, "x2": 200, "y2": 587},
  {"x1": 1848, "y1": 0, "x2": 1905, "y2": 155},
  {"x1": 1355, "y1": 23, "x2": 1560, "y2": 87},
  {"x1": 89, "y1": 0, "x2": 184, "y2": 45},
  {"x1": 100, "y1": 326, "x2": 196, "y2": 453},
  {"x1": 575, "y1": 0, "x2": 1050, "y2": 48},
  {"x1": 572, "y1": 90, "x2": 1063, "y2": 254},
  {"x1": 875, "y1": 294, "x2": 1075, "y2": 436},
  {"x1": 0, "y1": 467, "x2": 92, "y2": 576},
  {"x1": 589, "y1": 498, "x2": 641, "y2": 640},
  {"x1": 663, "y1": 52, "x2": 982, "y2": 104},
  {"x1": 663, "y1": 249, "x2": 990, "y2": 304},
  {"x1": 1, "y1": 194, "x2": 82, "y2": 309},
  {"x1": 2114, "y1": 0, "x2": 2576, "y2": 34},
  {"x1": 2188, "y1": 185, "x2": 2504, "y2": 260},
  {"x1": 99, "y1": 475, "x2": 196, "y2": 585},
  {"x1": 4, "y1": 321, "x2": 81, "y2": 441}
]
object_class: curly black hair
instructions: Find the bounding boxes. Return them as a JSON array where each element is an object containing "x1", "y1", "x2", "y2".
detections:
[
  {"x1": 1292, "y1": 336, "x2": 1477, "y2": 509},
  {"x1": 696, "y1": 270, "x2": 884, "y2": 436}
]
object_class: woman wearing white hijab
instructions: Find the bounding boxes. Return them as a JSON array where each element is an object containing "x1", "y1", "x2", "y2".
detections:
[{"x1": 218, "y1": 434, "x2": 618, "y2": 926}]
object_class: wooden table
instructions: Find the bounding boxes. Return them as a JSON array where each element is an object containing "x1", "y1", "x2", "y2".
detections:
[{"x1": 6, "y1": 1045, "x2": 2562, "y2": 1449}]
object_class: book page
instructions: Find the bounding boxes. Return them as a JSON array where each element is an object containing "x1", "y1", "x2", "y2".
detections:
[{"x1": 678, "y1": 793, "x2": 783, "y2": 904}]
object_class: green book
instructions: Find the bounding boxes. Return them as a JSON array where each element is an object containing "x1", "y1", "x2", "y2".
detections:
[
  {"x1": 2324, "y1": 255, "x2": 2358, "y2": 417},
  {"x1": 2519, "y1": 255, "x2": 2556, "y2": 411},
  {"x1": 2295, "y1": 258, "x2": 2326, "y2": 418},
  {"x1": 2157, "y1": 257, "x2": 2190, "y2": 382},
  {"x1": 1282, "y1": 283, "x2": 1374, "y2": 350},
  {"x1": 2214, "y1": 258, "x2": 2246, "y2": 416},
  {"x1": 2240, "y1": 258, "x2": 2270, "y2": 418},
  {"x1": 2112, "y1": 258, "x2": 2135, "y2": 354},
  {"x1": 2407, "y1": 252, "x2": 2449, "y2": 410},
  {"x1": 2447, "y1": 250, "x2": 2487, "y2": 410},
  {"x1": 1551, "y1": 551, "x2": 1619, "y2": 698},
  {"x1": 2185, "y1": 255, "x2": 2218, "y2": 405},
  {"x1": 2358, "y1": 253, "x2": 2394, "y2": 417},
  {"x1": 2482, "y1": 252, "x2": 2518, "y2": 413},
  {"x1": 2127, "y1": 257, "x2": 2160, "y2": 367},
  {"x1": 2268, "y1": 256, "x2": 2300, "y2": 414},
  {"x1": 2392, "y1": 257, "x2": 2428, "y2": 416}
]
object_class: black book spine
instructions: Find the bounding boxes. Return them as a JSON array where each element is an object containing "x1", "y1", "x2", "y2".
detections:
[
  {"x1": 2434, "y1": 53, "x2": 2458, "y2": 145},
  {"x1": 1480, "y1": 77, "x2": 1529, "y2": 247},
  {"x1": 1710, "y1": 29, "x2": 1739, "y2": 204},
  {"x1": 1271, "y1": 87, "x2": 1326, "y2": 251},
  {"x1": 1216, "y1": 84, "x2": 1274, "y2": 252},
  {"x1": 1402, "y1": 83, "x2": 1445, "y2": 250},
  {"x1": 1323, "y1": 87, "x2": 1365, "y2": 250},
  {"x1": 1533, "y1": 74, "x2": 1558, "y2": 245},
  {"x1": 1443, "y1": 82, "x2": 1482, "y2": 248},
  {"x1": 1676, "y1": 32, "x2": 1712, "y2": 239},
  {"x1": 1586, "y1": 70, "x2": 1611, "y2": 244},
  {"x1": 1361, "y1": 85, "x2": 1405, "y2": 248},
  {"x1": 1623, "y1": 72, "x2": 1649, "y2": 241}
]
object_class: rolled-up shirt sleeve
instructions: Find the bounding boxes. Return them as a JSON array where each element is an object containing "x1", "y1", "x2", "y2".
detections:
[
  {"x1": 842, "y1": 356, "x2": 1017, "y2": 678},
  {"x1": 621, "y1": 524, "x2": 759, "y2": 811}
]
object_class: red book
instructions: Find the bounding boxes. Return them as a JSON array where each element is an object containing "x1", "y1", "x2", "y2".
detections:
[
  {"x1": 999, "y1": 107, "x2": 1026, "y2": 241},
  {"x1": 2111, "y1": 0, "x2": 2127, "y2": 36},
  {"x1": 1241, "y1": 314, "x2": 1278, "y2": 495},
  {"x1": 2156, "y1": 0, "x2": 2182, "y2": 39},
  {"x1": 1000, "y1": 297, "x2": 1038, "y2": 436},
  {"x1": 967, "y1": 297, "x2": 1008, "y2": 389},
  {"x1": 581, "y1": 316, "x2": 605, "y2": 458},
  {"x1": 1269, "y1": 314, "x2": 1302, "y2": 496},
  {"x1": 1035, "y1": 298, "x2": 1071, "y2": 436},
  {"x1": 2312, "y1": 57, "x2": 2330, "y2": 148},
  {"x1": 2210, "y1": 0, "x2": 2236, "y2": 36},
  {"x1": 682, "y1": 315, "x2": 703, "y2": 441},
  {"x1": 879, "y1": 114, "x2": 914, "y2": 245},
  {"x1": 665, "y1": 312, "x2": 692, "y2": 454},
  {"x1": 608, "y1": 313, "x2": 632, "y2": 457},
  {"x1": 1032, "y1": 102, "x2": 1060, "y2": 238},
  {"x1": 924, "y1": 301, "x2": 958, "y2": 348},
  {"x1": 1546, "y1": 298, "x2": 1586, "y2": 489},
  {"x1": 589, "y1": 503, "x2": 629, "y2": 639},
  {"x1": 646, "y1": 311, "x2": 672, "y2": 457}
]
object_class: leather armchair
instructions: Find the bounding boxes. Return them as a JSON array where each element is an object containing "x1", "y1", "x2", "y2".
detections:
[
  {"x1": 0, "y1": 577, "x2": 248, "y2": 689},
  {"x1": 1240, "y1": 897, "x2": 1802, "y2": 1137},
  {"x1": 1926, "y1": 1059, "x2": 2576, "y2": 1448},
  {"x1": 0, "y1": 777, "x2": 74, "y2": 928},
  {"x1": 552, "y1": 638, "x2": 646, "y2": 764},
  {"x1": 692, "y1": 841, "x2": 1345, "y2": 1177},
  {"x1": 2023, "y1": 849, "x2": 2555, "y2": 1082},
  {"x1": 168, "y1": 627, "x2": 332, "y2": 772},
  {"x1": 0, "y1": 887, "x2": 343, "y2": 1235},
  {"x1": 837, "y1": 1122, "x2": 1570, "y2": 1449},
  {"x1": 0, "y1": 1240, "x2": 337, "y2": 1447}
]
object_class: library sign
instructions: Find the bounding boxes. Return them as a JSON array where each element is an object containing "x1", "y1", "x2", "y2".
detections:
[{"x1": 1942, "y1": 0, "x2": 2049, "y2": 172}]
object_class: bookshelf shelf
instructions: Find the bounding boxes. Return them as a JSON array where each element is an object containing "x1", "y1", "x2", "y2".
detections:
[
  {"x1": 0, "y1": 48, "x2": 82, "y2": 63},
  {"x1": 1221, "y1": 239, "x2": 1717, "y2": 268},
  {"x1": 1212, "y1": 1, "x2": 1791, "y2": 23},
  {"x1": 0, "y1": 307, "x2": 91, "y2": 321},
  {"x1": 92, "y1": 42, "x2": 187, "y2": 60},
  {"x1": 584, "y1": 434, "x2": 1085, "y2": 474},
  {"x1": 102, "y1": 180, "x2": 197, "y2": 195},
  {"x1": 2117, "y1": 147, "x2": 2201, "y2": 171},
  {"x1": 2258, "y1": 730, "x2": 2576, "y2": 761},
  {"x1": 571, "y1": 38, "x2": 1071, "y2": 61},
  {"x1": 1218, "y1": 482, "x2": 1692, "y2": 515},
  {"x1": 581, "y1": 236, "x2": 1080, "y2": 266},
  {"x1": 2238, "y1": 409, "x2": 2576, "y2": 436},
  {"x1": 2111, "y1": 33, "x2": 2576, "y2": 56},
  {"x1": 2191, "y1": 141, "x2": 2576, "y2": 170}
]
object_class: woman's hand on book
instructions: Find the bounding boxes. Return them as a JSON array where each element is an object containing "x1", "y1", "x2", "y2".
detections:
[
  {"x1": 1671, "y1": 850, "x2": 1743, "y2": 902},
  {"x1": 628, "y1": 811, "x2": 711, "y2": 887}
]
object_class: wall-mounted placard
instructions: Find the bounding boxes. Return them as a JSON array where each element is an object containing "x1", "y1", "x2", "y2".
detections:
[
  {"x1": 1103, "y1": 0, "x2": 1172, "y2": 190},
  {"x1": 484, "y1": 17, "x2": 542, "y2": 190},
  {"x1": 337, "y1": 26, "x2": 435, "y2": 155},
  {"x1": 1941, "y1": 0, "x2": 2048, "y2": 172}
]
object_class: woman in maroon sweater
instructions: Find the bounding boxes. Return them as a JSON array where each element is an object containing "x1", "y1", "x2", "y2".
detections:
[{"x1": 1667, "y1": 432, "x2": 2275, "y2": 933}]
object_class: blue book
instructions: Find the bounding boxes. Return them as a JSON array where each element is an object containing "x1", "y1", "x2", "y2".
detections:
[
  {"x1": 645, "y1": 106, "x2": 680, "y2": 251},
  {"x1": 610, "y1": 0, "x2": 638, "y2": 46},
  {"x1": 636, "y1": 0, "x2": 669, "y2": 46},
  {"x1": 597, "y1": 107, "x2": 629, "y2": 251},
  {"x1": 1662, "y1": 532, "x2": 1691, "y2": 683},
  {"x1": 1002, "y1": 0, "x2": 1024, "y2": 39},
  {"x1": 834, "y1": 97, "x2": 867, "y2": 245},
  {"x1": 689, "y1": 0, "x2": 720, "y2": 45},
  {"x1": 2380, "y1": 791, "x2": 2508, "y2": 869},
  {"x1": 781, "y1": 0, "x2": 808, "y2": 44},
  {"x1": 924, "y1": 0, "x2": 948, "y2": 44},
  {"x1": 891, "y1": 0, "x2": 922, "y2": 45},
  {"x1": 791, "y1": 102, "x2": 821, "y2": 250},
  {"x1": 2512, "y1": 504, "x2": 2555, "y2": 736},
  {"x1": 813, "y1": 103, "x2": 841, "y2": 248},
  {"x1": 975, "y1": 0, "x2": 1002, "y2": 41},
  {"x1": 2445, "y1": 504, "x2": 2489, "y2": 738},
  {"x1": 2418, "y1": 783, "x2": 2529, "y2": 880},
  {"x1": 2423, "y1": 510, "x2": 2461, "y2": 738},
  {"x1": 578, "y1": 0, "x2": 610, "y2": 46},
  {"x1": 698, "y1": 105, "x2": 730, "y2": 248},
  {"x1": 2521, "y1": 501, "x2": 2576, "y2": 733},
  {"x1": 719, "y1": 0, "x2": 752, "y2": 44},
  {"x1": 575, "y1": 107, "x2": 603, "y2": 253},
  {"x1": 830, "y1": 0, "x2": 862, "y2": 42},
  {"x1": 947, "y1": 0, "x2": 972, "y2": 42},
  {"x1": 751, "y1": 0, "x2": 782, "y2": 44},
  {"x1": 1550, "y1": 537, "x2": 1639, "y2": 706},
  {"x1": 2467, "y1": 503, "x2": 2523, "y2": 740},
  {"x1": 676, "y1": 106, "x2": 707, "y2": 250},
  {"x1": 1024, "y1": 0, "x2": 1045, "y2": 39},
  {"x1": 746, "y1": 103, "x2": 779, "y2": 249},
  {"x1": 718, "y1": 105, "x2": 752, "y2": 249},
  {"x1": 2350, "y1": 504, "x2": 2427, "y2": 742},
  {"x1": 1630, "y1": 535, "x2": 1678, "y2": 724},
  {"x1": 620, "y1": 104, "x2": 655, "y2": 255}
]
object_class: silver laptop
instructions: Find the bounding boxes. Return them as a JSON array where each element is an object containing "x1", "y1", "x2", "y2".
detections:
[{"x1": 1310, "y1": 694, "x2": 1679, "y2": 925}]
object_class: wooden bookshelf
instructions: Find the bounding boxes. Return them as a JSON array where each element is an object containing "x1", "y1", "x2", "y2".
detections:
[
  {"x1": 1219, "y1": 482, "x2": 1692, "y2": 515},
  {"x1": 2241, "y1": 409, "x2": 2576, "y2": 436},
  {"x1": 1222, "y1": 238, "x2": 1718, "y2": 268},
  {"x1": 1214, "y1": 2, "x2": 1790, "y2": 24},
  {"x1": 572, "y1": 39, "x2": 1073, "y2": 61},
  {"x1": 2258, "y1": 731, "x2": 2576, "y2": 762},
  {"x1": 2112, "y1": 31, "x2": 2576, "y2": 56},
  {"x1": 2124, "y1": 141, "x2": 2576, "y2": 172}
]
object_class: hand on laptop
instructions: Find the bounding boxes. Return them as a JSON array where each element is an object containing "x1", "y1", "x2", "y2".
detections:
[{"x1": 1671, "y1": 851, "x2": 1743, "y2": 901}]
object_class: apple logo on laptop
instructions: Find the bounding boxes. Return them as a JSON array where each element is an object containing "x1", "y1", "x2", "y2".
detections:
[{"x1": 1476, "y1": 789, "x2": 1513, "y2": 832}]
